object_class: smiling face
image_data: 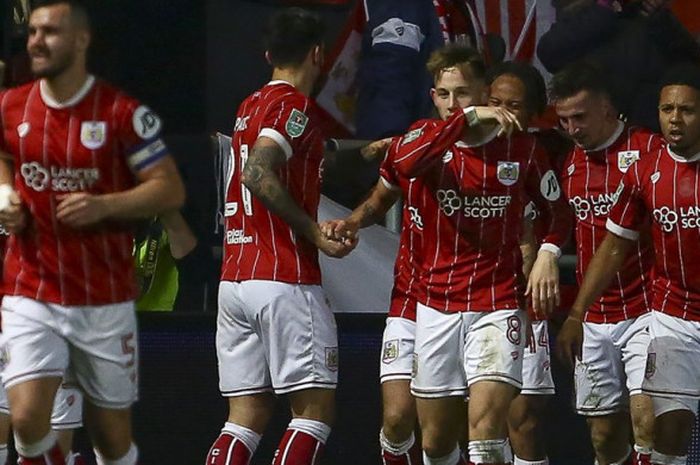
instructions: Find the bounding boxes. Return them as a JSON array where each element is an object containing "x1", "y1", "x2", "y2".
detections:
[
  {"x1": 488, "y1": 74, "x2": 531, "y2": 128},
  {"x1": 26, "y1": 3, "x2": 89, "y2": 79},
  {"x1": 431, "y1": 66, "x2": 486, "y2": 121},
  {"x1": 659, "y1": 84, "x2": 700, "y2": 157}
]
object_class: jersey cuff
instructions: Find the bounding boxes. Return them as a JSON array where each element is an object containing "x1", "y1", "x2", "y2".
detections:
[
  {"x1": 127, "y1": 138, "x2": 168, "y2": 172},
  {"x1": 380, "y1": 176, "x2": 400, "y2": 192},
  {"x1": 539, "y1": 243, "x2": 562, "y2": 258},
  {"x1": 606, "y1": 218, "x2": 640, "y2": 241},
  {"x1": 259, "y1": 128, "x2": 292, "y2": 160}
]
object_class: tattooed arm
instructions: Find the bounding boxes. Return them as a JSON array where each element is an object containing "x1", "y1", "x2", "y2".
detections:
[{"x1": 242, "y1": 136, "x2": 354, "y2": 257}]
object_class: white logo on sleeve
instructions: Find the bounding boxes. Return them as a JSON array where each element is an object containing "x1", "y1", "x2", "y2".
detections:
[
  {"x1": 540, "y1": 170, "x2": 561, "y2": 201},
  {"x1": 132, "y1": 106, "x2": 162, "y2": 139}
]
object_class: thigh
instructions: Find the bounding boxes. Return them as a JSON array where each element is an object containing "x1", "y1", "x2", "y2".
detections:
[
  {"x1": 1, "y1": 297, "x2": 68, "y2": 389},
  {"x1": 66, "y1": 301, "x2": 138, "y2": 409},
  {"x1": 521, "y1": 320, "x2": 555, "y2": 395},
  {"x1": 259, "y1": 282, "x2": 338, "y2": 394},
  {"x1": 464, "y1": 310, "x2": 525, "y2": 389},
  {"x1": 411, "y1": 304, "x2": 466, "y2": 398},
  {"x1": 643, "y1": 311, "x2": 700, "y2": 400},
  {"x1": 575, "y1": 322, "x2": 626, "y2": 416},
  {"x1": 620, "y1": 313, "x2": 651, "y2": 396},
  {"x1": 216, "y1": 281, "x2": 271, "y2": 397},
  {"x1": 380, "y1": 317, "x2": 416, "y2": 383}
]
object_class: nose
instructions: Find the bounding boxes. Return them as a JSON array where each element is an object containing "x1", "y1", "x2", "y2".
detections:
[
  {"x1": 448, "y1": 93, "x2": 458, "y2": 110},
  {"x1": 669, "y1": 109, "x2": 682, "y2": 123}
]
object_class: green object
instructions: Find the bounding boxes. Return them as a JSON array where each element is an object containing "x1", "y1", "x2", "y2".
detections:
[{"x1": 134, "y1": 220, "x2": 178, "y2": 311}]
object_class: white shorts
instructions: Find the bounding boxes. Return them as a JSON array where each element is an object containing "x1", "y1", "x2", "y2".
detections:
[
  {"x1": 411, "y1": 304, "x2": 525, "y2": 398},
  {"x1": 217, "y1": 280, "x2": 338, "y2": 396},
  {"x1": 643, "y1": 311, "x2": 700, "y2": 401},
  {"x1": 521, "y1": 320, "x2": 555, "y2": 395},
  {"x1": 1, "y1": 296, "x2": 139, "y2": 409},
  {"x1": 575, "y1": 312, "x2": 650, "y2": 416},
  {"x1": 379, "y1": 317, "x2": 415, "y2": 383}
]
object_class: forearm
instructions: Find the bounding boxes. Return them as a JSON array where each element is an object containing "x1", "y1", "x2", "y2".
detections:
[
  {"x1": 347, "y1": 183, "x2": 400, "y2": 229},
  {"x1": 570, "y1": 232, "x2": 633, "y2": 319},
  {"x1": 243, "y1": 168, "x2": 319, "y2": 243},
  {"x1": 160, "y1": 210, "x2": 197, "y2": 259},
  {"x1": 101, "y1": 177, "x2": 184, "y2": 221}
]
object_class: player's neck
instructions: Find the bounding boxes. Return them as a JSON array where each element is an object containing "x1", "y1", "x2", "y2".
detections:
[
  {"x1": 670, "y1": 143, "x2": 700, "y2": 161},
  {"x1": 271, "y1": 68, "x2": 313, "y2": 97},
  {"x1": 41, "y1": 65, "x2": 90, "y2": 105}
]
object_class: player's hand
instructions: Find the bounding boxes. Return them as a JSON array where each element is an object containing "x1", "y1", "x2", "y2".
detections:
[
  {"x1": 474, "y1": 106, "x2": 523, "y2": 136},
  {"x1": 360, "y1": 138, "x2": 394, "y2": 162},
  {"x1": 0, "y1": 189, "x2": 27, "y2": 234},
  {"x1": 320, "y1": 219, "x2": 359, "y2": 243},
  {"x1": 313, "y1": 225, "x2": 358, "y2": 258},
  {"x1": 557, "y1": 315, "x2": 584, "y2": 368},
  {"x1": 56, "y1": 193, "x2": 108, "y2": 228},
  {"x1": 525, "y1": 249, "x2": 560, "y2": 318}
]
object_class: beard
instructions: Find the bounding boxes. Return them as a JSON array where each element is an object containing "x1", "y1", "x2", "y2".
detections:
[{"x1": 30, "y1": 48, "x2": 75, "y2": 79}]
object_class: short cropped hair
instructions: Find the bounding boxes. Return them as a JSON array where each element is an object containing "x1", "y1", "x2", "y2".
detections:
[
  {"x1": 487, "y1": 60, "x2": 547, "y2": 116},
  {"x1": 264, "y1": 8, "x2": 325, "y2": 68},
  {"x1": 658, "y1": 63, "x2": 700, "y2": 94},
  {"x1": 426, "y1": 45, "x2": 486, "y2": 85},
  {"x1": 31, "y1": 0, "x2": 91, "y2": 30},
  {"x1": 549, "y1": 60, "x2": 611, "y2": 102}
]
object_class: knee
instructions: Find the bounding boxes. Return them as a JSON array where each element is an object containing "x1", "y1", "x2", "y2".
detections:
[
  {"x1": 588, "y1": 420, "x2": 622, "y2": 453},
  {"x1": 469, "y1": 409, "x2": 503, "y2": 438},
  {"x1": 383, "y1": 405, "x2": 416, "y2": 440},
  {"x1": 421, "y1": 428, "x2": 456, "y2": 459}
]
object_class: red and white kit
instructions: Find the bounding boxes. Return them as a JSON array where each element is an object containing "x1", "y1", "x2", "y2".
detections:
[
  {"x1": 378, "y1": 157, "x2": 426, "y2": 382},
  {"x1": 562, "y1": 123, "x2": 664, "y2": 415},
  {"x1": 218, "y1": 81, "x2": 338, "y2": 396},
  {"x1": 387, "y1": 110, "x2": 571, "y2": 396},
  {"x1": 608, "y1": 145, "x2": 700, "y2": 401},
  {"x1": 0, "y1": 76, "x2": 167, "y2": 406}
]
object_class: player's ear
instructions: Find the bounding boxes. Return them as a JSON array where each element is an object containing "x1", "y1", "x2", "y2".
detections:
[
  {"x1": 312, "y1": 44, "x2": 323, "y2": 66},
  {"x1": 264, "y1": 51, "x2": 272, "y2": 65}
]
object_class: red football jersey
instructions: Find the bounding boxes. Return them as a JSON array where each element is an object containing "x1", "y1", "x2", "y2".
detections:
[
  {"x1": 379, "y1": 156, "x2": 428, "y2": 321},
  {"x1": 0, "y1": 76, "x2": 168, "y2": 305},
  {"x1": 389, "y1": 111, "x2": 572, "y2": 313},
  {"x1": 608, "y1": 145, "x2": 700, "y2": 322},
  {"x1": 221, "y1": 81, "x2": 324, "y2": 285},
  {"x1": 561, "y1": 124, "x2": 663, "y2": 323}
]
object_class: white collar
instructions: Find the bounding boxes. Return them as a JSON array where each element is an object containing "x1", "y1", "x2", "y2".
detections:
[
  {"x1": 40, "y1": 75, "x2": 95, "y2": 109},
  {"x1": 584, "y1": 121, "x2": 625, "y2": 152},
  {"x1": 456, "y1": 126, "x2": 500, "y2": 148},
  {"x1": 666, "y1": 145, "x2": 700, "y2": 163},
  {"x1": 268, "y1": 80, "x2": 294, "y2": 87}
]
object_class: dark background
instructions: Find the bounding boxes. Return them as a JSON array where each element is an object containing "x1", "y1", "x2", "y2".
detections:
[{"x1": 1, "y1": 1, "x2": 700, "y2": 464}]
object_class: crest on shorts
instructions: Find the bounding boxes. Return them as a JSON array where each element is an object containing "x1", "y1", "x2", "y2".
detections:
[
  {"x1": 382, "y1": 339, "x2": 399, "y2": 364},
  {"x1": 497, "y1": 161, "x2": 520, "y2": 186},
  {"x1": 80, "y1": 121, "x2": 107, "y2": 150},
  {"x1": 401, "y1": 127, "x2": 424, "y2": 146},
  {"x1": 645, "y1": 352, "x2": 656, "y2": 379},
  {"x1": 325, "y1": 347, "x2": 339, "y2": 372},
  {"x1": 617, "y1": 150, "x2": 640, "y2": 173},
  {"x1": 285, "y1": 109, "x2": 308, "y2": 139}
]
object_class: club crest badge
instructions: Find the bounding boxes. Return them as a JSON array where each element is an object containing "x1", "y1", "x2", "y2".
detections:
[
  {"x1": 382, "y1": 340, "x2": 399, "y2": 364},
  {"x1": 617, "y1": 150, "x2": 640, "y2": 173},
  {"x1": 285, "y1": 109, "x2": 308, "y2": 138},
  {"x1": 497, "y1": 161, "x2": 520, "y2": 186},
  {"x1": 80, "y1": 121, "x2": 107, "y2": 150},
  {"x1": 325, "y1": 347, "x2": 339, "y2": 372}
]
